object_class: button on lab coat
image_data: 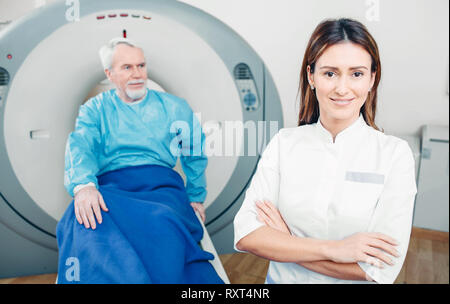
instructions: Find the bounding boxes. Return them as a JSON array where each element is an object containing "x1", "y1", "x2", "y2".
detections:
[{"x1": 233, "y1": 116, "x2": 417, "y2": 283}]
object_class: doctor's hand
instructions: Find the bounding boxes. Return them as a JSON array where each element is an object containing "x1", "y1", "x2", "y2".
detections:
[
  {"x1": 191, "y1": 202, "x2": 206, "y2": 223},
  {"x1": 74, "y1": 186, "x2": 108, "y2": 230},
  {"x1": 326, "y1": 232, "x2": 400, "y2": 268},
  {"x1": 255, "y1": 200, "x2": 291, "y2": 235}
]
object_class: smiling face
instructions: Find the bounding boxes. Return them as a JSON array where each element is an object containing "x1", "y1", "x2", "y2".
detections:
[
  {"x1": 105, "y1": 43, "x2": 148, "y2": 102},
  {"x1": 308, "y1": 42, "x2": 376, "y2": 128}
]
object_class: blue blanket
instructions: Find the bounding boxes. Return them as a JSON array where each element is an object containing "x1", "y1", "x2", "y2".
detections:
[{"x1": 56, "y1": 164, "x2": 223, "y2": 284}]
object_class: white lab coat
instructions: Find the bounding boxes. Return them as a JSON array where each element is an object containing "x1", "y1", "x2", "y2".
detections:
[{"x1": 233, "y1": 115, "x2": 417, "y2": 284}]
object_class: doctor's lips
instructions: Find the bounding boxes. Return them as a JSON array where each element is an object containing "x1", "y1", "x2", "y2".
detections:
[{"x1": 330, "y1": 97, "x2": 355, "y2": 105}]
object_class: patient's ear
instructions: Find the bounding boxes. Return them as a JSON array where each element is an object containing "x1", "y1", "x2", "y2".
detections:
[{"x1": 104, "y1": 68, "x2": 113, "y2": 82}]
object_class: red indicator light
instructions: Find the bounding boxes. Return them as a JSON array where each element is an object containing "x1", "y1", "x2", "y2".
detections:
[
  {"x1": 7, "y1": 54, "x2": 12, "y2": 60},
  {"x1": 96, "y1": 15, "x2": 105, "y2": 20},
  {"x1": 143, "y1": 16, "x2": 152, "y2": 20},
  {"x1": 120, "y1": 13, "x2": 128, "y2": 17},
  {"x1": 108, "y1": 14, "x2": 117, "y2": 18}
]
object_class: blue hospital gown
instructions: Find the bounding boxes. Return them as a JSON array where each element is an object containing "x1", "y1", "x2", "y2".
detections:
[{"x1": 64, "y1": 89, "x2": 207, "y2": 202}]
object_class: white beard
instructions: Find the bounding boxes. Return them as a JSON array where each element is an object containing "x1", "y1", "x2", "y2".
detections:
[
  {"x1": 125, "y1": 80, "x2": 147, "y2": 100},
  {"x1": 125, "y1": 87, "x2": 147, "y2": 100}
]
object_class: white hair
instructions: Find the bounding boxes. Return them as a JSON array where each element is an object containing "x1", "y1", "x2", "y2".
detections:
[{"x1": 98, "y1": 37, "x2": 142, "y2": 70}]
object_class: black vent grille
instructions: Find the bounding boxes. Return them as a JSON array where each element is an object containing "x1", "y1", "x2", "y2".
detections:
[
  {"x1": 234, "y1": 63, "x2": 253, "y2": 80},
  {"x1": 0, "y1": 67, "x2": 10, "y2": 85}
]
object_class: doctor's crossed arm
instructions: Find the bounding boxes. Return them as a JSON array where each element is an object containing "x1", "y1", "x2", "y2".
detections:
[
  {"x1": 239, "y1": 199, "x2": 401, "y2": 283},
  {"x1": 255, "y1": 200, "x2": 399, "y2": 281}
]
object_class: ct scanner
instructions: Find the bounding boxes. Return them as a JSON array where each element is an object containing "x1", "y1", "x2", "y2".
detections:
[{"x1": 0, "y1": 0, "x2": 283, "y2": 278}]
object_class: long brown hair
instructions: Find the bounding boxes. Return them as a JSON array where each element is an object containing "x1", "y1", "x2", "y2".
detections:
[{"x1": 298, "y1": 18, "x2": 381, "y2": 130}]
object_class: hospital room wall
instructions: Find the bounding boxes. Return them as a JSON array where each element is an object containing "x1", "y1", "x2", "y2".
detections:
[{"x1": 1, "y1": 0, "x2": 449, "y2": 136}]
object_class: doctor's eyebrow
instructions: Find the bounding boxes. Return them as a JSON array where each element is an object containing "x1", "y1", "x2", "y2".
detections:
[{"x1": 319, "y1": 65, "x2": 369, "y2": 70}]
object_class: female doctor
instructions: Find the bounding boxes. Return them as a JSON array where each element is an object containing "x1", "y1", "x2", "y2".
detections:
[{"x1": 233, "y1": 18, "x2": 417, "y2": 284}]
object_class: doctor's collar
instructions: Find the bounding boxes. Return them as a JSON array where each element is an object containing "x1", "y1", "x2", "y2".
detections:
[{"x1": 316, "y1": 115, "x2": 366, "y2": 144}]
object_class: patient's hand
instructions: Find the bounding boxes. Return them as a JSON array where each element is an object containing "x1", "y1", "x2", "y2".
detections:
[
  {"x1": 190, "y1": 202, "x2": 205, "y2": 223},
  {"x1": 74, "y1": 186, "x2": 108, "y2": 229}
]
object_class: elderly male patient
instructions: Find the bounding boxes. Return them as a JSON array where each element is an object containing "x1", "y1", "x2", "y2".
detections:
[{"x1": 56, "y1": 37, "x2": 223, "y2": 284}]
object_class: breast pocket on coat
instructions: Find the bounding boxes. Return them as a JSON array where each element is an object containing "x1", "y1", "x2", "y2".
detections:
[{"x1": 340, "y1": 171, "x2": 385, "y2": 218}]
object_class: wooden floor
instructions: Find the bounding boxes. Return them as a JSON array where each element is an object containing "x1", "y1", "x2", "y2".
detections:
[{"x1": 0, "y1": 227, "x2": 448, "y2": 284}]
